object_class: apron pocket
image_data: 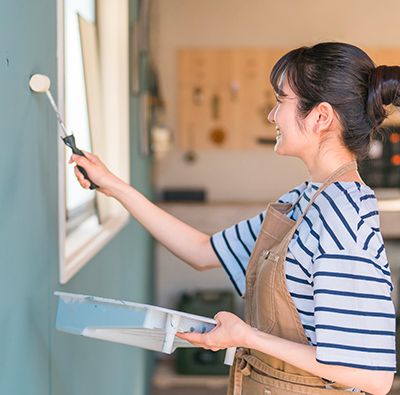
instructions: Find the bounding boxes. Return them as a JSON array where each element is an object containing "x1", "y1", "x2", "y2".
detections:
[{"x1": 253, "y1": 251, "x2": 279, "y2": 332}]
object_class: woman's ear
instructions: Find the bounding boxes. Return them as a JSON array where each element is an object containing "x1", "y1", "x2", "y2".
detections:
[{"x1": 311, "y1": 102, "x2": 335, "y2": 134}]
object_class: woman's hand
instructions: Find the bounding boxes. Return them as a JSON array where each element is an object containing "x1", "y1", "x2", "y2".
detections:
[
  {"x1": 176, "y1": 311, "x2": 253, "y2": 351},
  {"x1": 69, "y1": 152, "x2": 125, "y2": 196}
]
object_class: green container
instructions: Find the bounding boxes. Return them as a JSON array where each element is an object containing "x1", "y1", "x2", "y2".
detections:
[{"x1": 175, "y1": 290, "x2": 235, "y2": 375}]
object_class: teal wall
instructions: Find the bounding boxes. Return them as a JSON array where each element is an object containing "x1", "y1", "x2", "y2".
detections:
[{"x1": 0, "y1": 1, "x2": 154, "y2": 394}]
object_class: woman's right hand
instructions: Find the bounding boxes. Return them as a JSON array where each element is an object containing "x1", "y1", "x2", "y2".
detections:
[{"x1": 69, "y1": 151, "x2": 124, "y2": 197}]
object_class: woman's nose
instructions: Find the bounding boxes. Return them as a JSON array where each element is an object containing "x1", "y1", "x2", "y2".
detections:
[{"x1": 267, "y1": 106, "x2": 276, "y2": 124}]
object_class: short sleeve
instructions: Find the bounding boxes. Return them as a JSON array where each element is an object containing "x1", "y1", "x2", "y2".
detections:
[
  {"x1": 211, "y1": 182, "x2": 307, "y2": 296},
  {"x1": 210, "y1": 211, "x2": 264, "y2": 296},
  {"x1": 311, "y1": 189, "x2": 396, "y2": 371}
]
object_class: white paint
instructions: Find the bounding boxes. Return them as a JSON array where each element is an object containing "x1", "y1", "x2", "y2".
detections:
[{"x1": 29, "y1": 74, "x2": 51, "y2": 93}]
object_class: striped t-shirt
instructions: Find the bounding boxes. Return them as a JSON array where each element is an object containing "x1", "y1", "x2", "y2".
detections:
[{"x1": 210, "y1": 181, "x2": 396, "y2": 372}]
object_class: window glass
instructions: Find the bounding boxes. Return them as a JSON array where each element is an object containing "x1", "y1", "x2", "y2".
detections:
[{"x1": 64, "y1": 0, "x2": 96, "y2": 221}]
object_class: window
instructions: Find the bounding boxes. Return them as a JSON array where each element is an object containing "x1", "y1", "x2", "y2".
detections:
[
  {"x1": 57, "y1": 0, "x2": 130, "y2": 284},
  {"x1": 64, "y1": 0, "x2": 96, "y2": 233}
]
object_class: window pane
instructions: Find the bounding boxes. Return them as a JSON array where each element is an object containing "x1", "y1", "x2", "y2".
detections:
[{"x1": 64, "y1": 0, "x2": 96, "y2": 213}]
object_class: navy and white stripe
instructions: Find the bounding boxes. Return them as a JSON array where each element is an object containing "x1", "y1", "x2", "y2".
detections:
[{"x1": 211, "y1": 181, "x2": 396, "y2": 371}]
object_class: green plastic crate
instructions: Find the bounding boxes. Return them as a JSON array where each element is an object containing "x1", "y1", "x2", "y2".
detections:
[{"x1": 175, "y1": 290, "x2": 235, "y2": 375}]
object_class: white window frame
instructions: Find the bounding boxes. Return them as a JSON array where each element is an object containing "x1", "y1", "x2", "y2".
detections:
[{"x1": 57, "y1": 0, "x2": 130, "y2": 284}]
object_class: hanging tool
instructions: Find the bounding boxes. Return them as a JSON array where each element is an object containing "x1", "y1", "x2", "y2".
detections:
[
  {"x1": 209, "y1": 94, "x2": 226, "y2": 145},
  {"x1": 29, "y1": 73, "x2": 97, "y2": 189}
]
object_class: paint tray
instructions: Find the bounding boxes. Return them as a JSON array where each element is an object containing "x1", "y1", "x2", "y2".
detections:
[{"x1": 55, "y1": 292, "x2": 235, "y2": 365}]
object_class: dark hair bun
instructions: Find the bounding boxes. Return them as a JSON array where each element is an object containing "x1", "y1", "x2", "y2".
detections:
[{"x1": 367, "y1": 65, "x2": 400, "y2": 130}]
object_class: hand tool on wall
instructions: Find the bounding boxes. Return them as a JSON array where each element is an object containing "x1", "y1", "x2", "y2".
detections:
[
  {"x1": 209, "y1": 94, "x2": 226, "y2": 145},
  {"x1": 29, "y1": 74, "x2": 97, "y2": 189}
]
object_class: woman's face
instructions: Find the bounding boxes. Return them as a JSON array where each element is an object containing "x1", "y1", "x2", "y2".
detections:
[{"x1": 267, "y1": 79, "x2": 312, "y2": 158}]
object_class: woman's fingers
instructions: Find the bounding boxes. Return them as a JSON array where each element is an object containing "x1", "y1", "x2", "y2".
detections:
[
  {"x1": 176, "y1": 332, "x2": 219, "y2": 350},
  {"x1": 176, "y1": 332, "x2": 205, "y2": 343},
  {"x1": 71, "y1": 154, "x2": 92, "y2": 169},
  {"x1": 74, "y1": 165, "x2": 90, "y2": 189},
  {"x1": 74, "y1": 165, "x2": 84, "y2": 181},
  {"x1": 177, "y1": 311, "x2": 250, "y2": 351},
  {"x1": 69, "y1": 151, "x2": 118, "y2": 192},
  {"x1": 81, "y1": 150, "x2": 102, "y2": 165},
  {"x1": 70, "y1": 153, "x2": 100, "y2": 187}
]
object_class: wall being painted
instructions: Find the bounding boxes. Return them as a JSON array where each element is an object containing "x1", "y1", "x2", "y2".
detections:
[
  {"x1": 0, "y1": 1, "x2": 153, "y2": 395},
  {"x1": 152, "y1": 0, "x2": 400, "y2": 202}
]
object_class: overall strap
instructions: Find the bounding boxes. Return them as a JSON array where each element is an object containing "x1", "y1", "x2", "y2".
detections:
[
  {"x1": 290, "y1": 189, "x2": 305, "y2": 209},
  {"x1": 283, "y1": 161, "x2": 358, "y2": 244}
]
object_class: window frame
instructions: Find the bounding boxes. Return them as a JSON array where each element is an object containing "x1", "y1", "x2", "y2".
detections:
[{"x1": 57, "y1": 0, "x2": 130, "y2": 284}]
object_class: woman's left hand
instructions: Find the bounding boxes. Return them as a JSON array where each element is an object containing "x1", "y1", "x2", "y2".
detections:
[{"x1": 176, "y1": 311, "x2": 253, "y2": 351}]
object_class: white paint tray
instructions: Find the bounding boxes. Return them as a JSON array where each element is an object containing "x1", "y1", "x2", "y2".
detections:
[{"x1": 55, "y1": 292, "x2": 235, "y2": 365}]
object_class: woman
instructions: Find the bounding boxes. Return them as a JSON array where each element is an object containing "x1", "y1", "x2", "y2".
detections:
[{"x1": 70, "y1": 42, "x2": 397, "y2": 394}]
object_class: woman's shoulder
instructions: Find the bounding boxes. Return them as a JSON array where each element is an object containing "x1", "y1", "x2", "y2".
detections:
[
  {"x1": 314, "y1": 181, "x2": 379, "y2": 220},
  {"x1": 310, "y1": 181, "x2": 386, "y2": 259},
  {"x1": 277, "y1": 181, "x2": 309, "y2": 204},
  {"x1": 280, "y1": 180, "x2": 381, "y2": 234}
]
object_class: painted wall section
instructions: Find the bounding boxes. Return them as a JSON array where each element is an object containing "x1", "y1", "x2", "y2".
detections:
[{"x1": 0, "y1": 1, "x2": 154, "y2": 394}]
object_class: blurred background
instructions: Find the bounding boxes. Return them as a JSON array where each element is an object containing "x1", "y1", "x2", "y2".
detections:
[{"x1": 151, "y1": 2, "x2": 400, "y2": 392}]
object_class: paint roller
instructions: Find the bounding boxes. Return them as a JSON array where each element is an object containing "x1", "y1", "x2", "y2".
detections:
[{"x1": 29, "y1": 73, "x2": 97, "y2": 189}]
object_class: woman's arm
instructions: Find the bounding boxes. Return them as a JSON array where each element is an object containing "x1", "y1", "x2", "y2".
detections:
[
  {"x1": 177, "y1": 312, "x2": 394, "y2": 395},
  {"x1": 70, "y1": 152, "x2": 220, "y2": 271},
  {"x1": 111, "y1": 181, "x2": 220, "y2": 270},
  {"x1": 247, "y1": 326, "x2": 394, "y2": 395}
]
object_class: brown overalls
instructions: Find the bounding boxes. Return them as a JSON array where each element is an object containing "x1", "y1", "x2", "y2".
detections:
[{"x1": 227, "y1": 161, "x2": 365, "y2": 394}]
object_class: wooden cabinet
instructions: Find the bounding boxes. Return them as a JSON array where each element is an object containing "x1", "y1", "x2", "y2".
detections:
[{"x1": 177, "y1": 48, "x2": 400, "y2": 150}]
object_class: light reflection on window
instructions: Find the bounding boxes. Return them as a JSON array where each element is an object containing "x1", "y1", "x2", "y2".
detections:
[{"x1": 64, "y1": 0, "x2": 96, "y2": 221}]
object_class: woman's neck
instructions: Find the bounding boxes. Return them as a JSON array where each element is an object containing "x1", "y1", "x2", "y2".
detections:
[{"x1": 302, "y1": 148, "x2": 363, "y2": 184}]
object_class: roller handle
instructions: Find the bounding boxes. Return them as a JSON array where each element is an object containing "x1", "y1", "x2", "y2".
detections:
[{"x1": 62, "y1": 135, "x2": 98, "y2": 190}]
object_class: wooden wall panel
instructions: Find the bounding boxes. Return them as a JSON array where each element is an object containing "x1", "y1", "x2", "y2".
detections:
[{"x1": 177, "y1": 48, "x2": 400, "y2": 150}]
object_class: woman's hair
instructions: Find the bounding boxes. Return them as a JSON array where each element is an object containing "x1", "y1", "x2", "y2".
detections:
[{"x1": 270, "y1": 42, "x2": 400, "y2": 159}]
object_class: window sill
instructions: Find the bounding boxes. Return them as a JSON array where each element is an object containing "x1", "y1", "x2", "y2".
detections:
[{"x1": 60, "y1": 210, "x2": 129, "y2": 284}]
